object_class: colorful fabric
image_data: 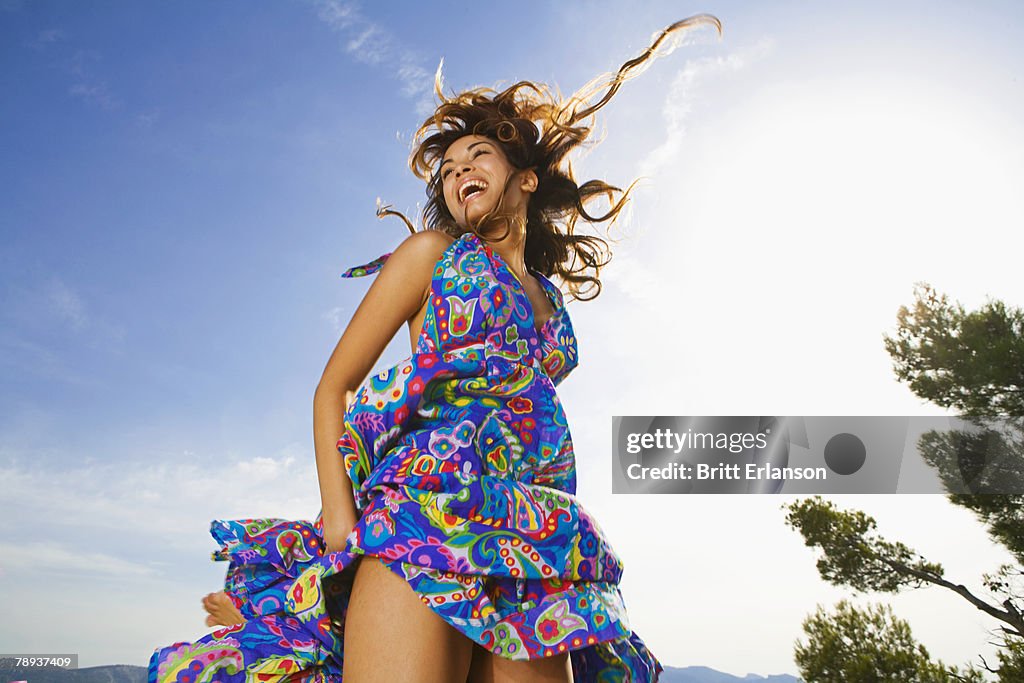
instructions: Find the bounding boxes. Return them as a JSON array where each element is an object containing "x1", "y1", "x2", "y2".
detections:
[
  {"x1": 340, "y1": 251, "x2": 392, "y2": 279},
  {"x1": 148, "y1": 231, "x2": 662, "y2": 682}
]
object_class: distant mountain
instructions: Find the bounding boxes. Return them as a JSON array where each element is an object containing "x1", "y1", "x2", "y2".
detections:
[
  {"x1": 659, "y1": 665, "x2": 802, "y2": 683},
  {"x1": 0, "y1": 659, "x2": 799, "y2": 682},
  {"x1": 0, "y1": 661, "x2": 146, "y2": 683}
]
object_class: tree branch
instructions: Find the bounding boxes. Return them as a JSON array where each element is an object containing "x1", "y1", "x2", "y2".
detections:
[{"x1": 879, "y1": 554, "x2": 1024, "y2": 637}]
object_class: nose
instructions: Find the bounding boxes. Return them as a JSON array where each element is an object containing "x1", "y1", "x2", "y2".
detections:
[{"x1": 453, "y1": 161, "x2": 473, "y2": 178}]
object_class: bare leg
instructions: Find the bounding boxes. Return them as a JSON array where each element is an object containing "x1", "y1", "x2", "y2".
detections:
[
  {"x1": 466, "y1": 644, "x2": 573, "y2": 683},
  {"x1": 202, "y1": 591, "x2": 245, "y2": 627},
  {"x1": 343, "y1": 556, "x2": 474, "y2": 683}
]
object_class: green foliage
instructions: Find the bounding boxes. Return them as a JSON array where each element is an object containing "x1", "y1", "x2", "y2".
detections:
[
  {"x1": 786, "y1": 284, "x2": 1024, "y2": 681},
  {"x1": 916, "y1": 427, "x2": 1024, "y2": 498},
  {"x1": 915, "y1": 423, "x2": 1024, "y2": 563},
  {"x1": 794, "y1": 600, "x2": 975, "y2": 682},
  {"x1": 883, "y1": 283, "x2": 1024, "y2": 416},
  {"x1": 947, "y1": 493, "x2": 1024, "y2": 567},
  {"x1": 784, "y1": 497, "x2": 945, "y2": 593},
  {"x1": 988, "y1": 638, "x2": 1024, "y2": 682}
]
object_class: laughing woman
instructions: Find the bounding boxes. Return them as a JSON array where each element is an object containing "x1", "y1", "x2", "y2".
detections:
[{"x1": 149, "y1": 14, "x2": 721, "y2": 683}]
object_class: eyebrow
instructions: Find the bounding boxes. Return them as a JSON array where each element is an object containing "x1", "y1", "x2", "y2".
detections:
[{"x1": 439, "y1": 140, "x2": 493, "y2": 170}]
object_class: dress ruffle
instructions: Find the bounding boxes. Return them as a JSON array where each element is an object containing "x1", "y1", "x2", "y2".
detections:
[{"x1": 149, "y1": 232, "x2": 662, "y2": 682}]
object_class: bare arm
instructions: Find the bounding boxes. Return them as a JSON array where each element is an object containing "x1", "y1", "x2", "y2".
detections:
[{"x1": 313, "y1": 230, "x2": 454, "y2": 552}]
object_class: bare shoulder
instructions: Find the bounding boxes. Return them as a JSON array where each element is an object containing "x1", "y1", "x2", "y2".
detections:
[
  {"x1": 393, "y1": 229, "x2": 456, "y2": 261},
  {"x1": 380, "y1": 230, "x2": 456, "y2": 277},
  {"x1": 368, "y1": 232, "x2": 452, "y2": 307}
]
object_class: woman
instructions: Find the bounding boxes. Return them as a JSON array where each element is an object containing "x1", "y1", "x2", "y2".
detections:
[{"x1": 150, "y1": 14, "x2": 721, "y2": 683}]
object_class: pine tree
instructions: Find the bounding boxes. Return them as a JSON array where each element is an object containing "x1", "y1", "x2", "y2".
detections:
[{"x1": 786, "y1": 283, "x2": 1024, "y2": 681}]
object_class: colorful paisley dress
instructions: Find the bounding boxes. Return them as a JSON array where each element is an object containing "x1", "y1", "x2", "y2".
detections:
[{"x1": 148, "y1": 231, "x2": 662, "y2": 682}]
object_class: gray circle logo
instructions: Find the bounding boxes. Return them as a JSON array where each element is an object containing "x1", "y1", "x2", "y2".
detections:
[{"x1": 824, "y1": 433, "x2": 866, "y2": 475}]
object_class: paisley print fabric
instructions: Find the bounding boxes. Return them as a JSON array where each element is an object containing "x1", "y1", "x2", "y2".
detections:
[
  {"x1": 148, "y1": 231, "x2": 663, "y2": 682},
  {"x1": 340, "y1": 251, "x2": 392, "y2": 278}
]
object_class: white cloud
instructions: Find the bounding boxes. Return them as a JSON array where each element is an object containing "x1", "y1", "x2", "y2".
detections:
[
  {"x1": 41, "y1": 276, "x2": 125, "y2": 347},
  {"x1": 347, "y1": 25, "x2": 389, "y2": 64},
  {"x1": 68, "y1": 48, "x2": 99, "y2": 77},
  {"x1": 136, "y1": 107, "x2": 161, "y2": 128},
  {"x1": 0, "y1": 541, "x2": 156, "y2": 579},
  {"x1": 0, "y1": 444, "x2": 324, "y2": 665},
  {"x1": 37, "y1": 28, "x2": 64, "y2": 42},
  {"x1": 59, "y1": 48, "x2": 121, "y2": 111},
  {"x1": 0, "y1": 556, "x2": 209, "y2": 668},
  {"x1": 236, "y1": 454, "x2": 298, "y2": 479},
  {"x1": 310, "y1": 0, "x2": 434, "y2": 113},
  {"x1": 0, "y1": 276, "x2": 125, "y2": 381},
  {"x1": 640, "y1": 39, "x2": 775, "y2": 177},
  {"x1": 398, "y1": 60, "x2": 432, "y2": 102},
  {"x1": 321, "y1": 305, "x2": 347, "y2": 334},
  {"x1": 69, "y1": 81, "x2": 118, "y2": 110},
  {"x1": 28, "y1": 27, "x2": 66, "y2": 50},
  {"x1": 47, "y1": 278, "x2": 89, "y2": 331},
  {"x1": 0, "y1": 334, "x2": 94, "y2": 385},
  {"x1": 314, "y1": 0, "x2": 356, "y2": 30},
  {"x1": 0, "y1": 444, "x2": 320, "y2": 554}
]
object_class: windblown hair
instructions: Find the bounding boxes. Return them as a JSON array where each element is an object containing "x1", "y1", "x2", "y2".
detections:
[{"x1": 403, "y1": 15, "x2": 721, "y2": 301}]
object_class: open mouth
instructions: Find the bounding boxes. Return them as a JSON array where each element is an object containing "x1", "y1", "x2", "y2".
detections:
[{"x1": 458, "y1": 179, "x2": 488, "y2": 205}]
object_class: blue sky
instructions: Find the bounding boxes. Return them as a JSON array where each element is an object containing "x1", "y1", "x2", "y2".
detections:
[{"x1": 3, "y1": 0, "x2": 1024, "y2": 675}]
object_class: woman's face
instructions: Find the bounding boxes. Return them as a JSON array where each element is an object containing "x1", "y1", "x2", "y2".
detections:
[{"x1": 439, "y1": 134, "x2": 531, "y2": 230}]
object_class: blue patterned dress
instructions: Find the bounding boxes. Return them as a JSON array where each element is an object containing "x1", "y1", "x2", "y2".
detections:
[{"x1": 148, "y1": 231, "x2": 662, "y2": 682}]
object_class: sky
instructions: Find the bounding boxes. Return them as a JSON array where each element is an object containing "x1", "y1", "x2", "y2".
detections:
[{"x1": 2, "y1": 0, "x2": 1024, "y2": 676}]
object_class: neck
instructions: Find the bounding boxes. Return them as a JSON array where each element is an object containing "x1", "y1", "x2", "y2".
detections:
[
  {"x1": 480, "y1": 227, "x2": 528, "y2": 280},
  {"x1": 474, "y1": 211, "x2": 530, "y2": 277}
]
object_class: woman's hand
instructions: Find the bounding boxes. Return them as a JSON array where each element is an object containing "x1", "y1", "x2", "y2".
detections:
[{"x1": 321, "y1": 508, "x2": 355, "y2": 553}]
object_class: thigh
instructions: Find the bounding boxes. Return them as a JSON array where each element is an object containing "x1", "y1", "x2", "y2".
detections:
[
  {"x1": 466, "y1": 644, "x2": 573, "y2": 683},
  {"x1": 343, "y1": 555, "x2": 474, "y2": 683}
]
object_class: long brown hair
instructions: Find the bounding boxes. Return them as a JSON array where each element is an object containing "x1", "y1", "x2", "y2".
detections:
[{"x1": 406, "y1": 15, "x2": 722, "y2": 301}]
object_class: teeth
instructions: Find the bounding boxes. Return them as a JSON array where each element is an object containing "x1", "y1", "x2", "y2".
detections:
[{"x1": 459, "y1": 179, "x2": 487, "y2": 203}]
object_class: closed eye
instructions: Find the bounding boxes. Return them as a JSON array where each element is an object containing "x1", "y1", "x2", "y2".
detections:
[{"x1": 440, "y1": 145, "x2": 491, "y2": 180}]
